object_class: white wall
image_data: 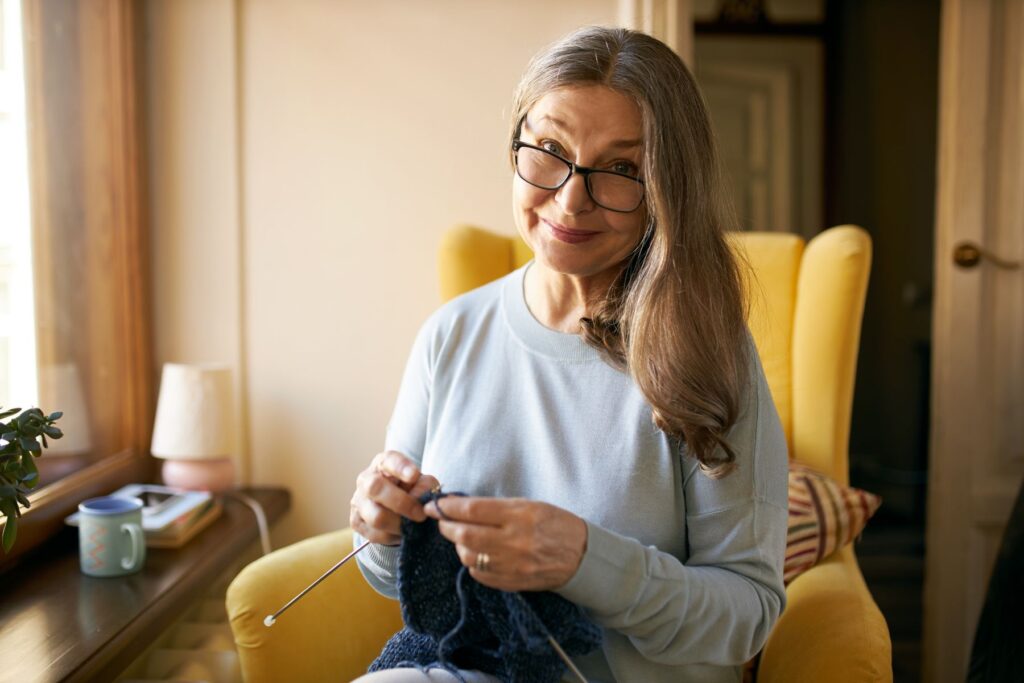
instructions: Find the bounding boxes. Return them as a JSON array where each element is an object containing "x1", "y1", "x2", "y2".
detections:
[{"x1": 148, "y1": 0, "x2": 616, "y2": 544}]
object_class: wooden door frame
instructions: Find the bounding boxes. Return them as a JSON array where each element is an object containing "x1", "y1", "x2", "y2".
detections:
[{"x1": 925, "y1": 0, "x2": 1024, "y2": 679}]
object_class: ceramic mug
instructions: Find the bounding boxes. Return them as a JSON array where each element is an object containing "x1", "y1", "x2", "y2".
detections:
[{"x1": 78, "y1": 496, "x2": 146, "y2": 577}]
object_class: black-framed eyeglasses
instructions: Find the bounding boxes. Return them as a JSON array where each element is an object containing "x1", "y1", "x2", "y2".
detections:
[{"x1": 511, "y1": 140, "x2": 645, "y2": 213}]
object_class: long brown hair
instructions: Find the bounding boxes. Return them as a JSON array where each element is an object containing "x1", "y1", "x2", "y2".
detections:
[{"x1": 510, "y1": 27, "x2": 749, "y2": 477}]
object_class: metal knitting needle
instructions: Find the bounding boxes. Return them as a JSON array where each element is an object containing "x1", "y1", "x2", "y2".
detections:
[
  {"x1": 266, "y1": 476, "x2": 435, "y2": 626},
  {"x1": 264, "y1": 539, "x2": 371, "y2": 627},
  {"x1": 547, "y1": 635, "x2": 589, "y2": 683}
]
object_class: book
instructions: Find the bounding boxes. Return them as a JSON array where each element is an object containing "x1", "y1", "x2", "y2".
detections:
[
  {"x1": 65, "y1": 484, "x2": 219, "y2": 547},
  {"x1": 145, "y1": 499, "x2": 222, "y2": 549}
]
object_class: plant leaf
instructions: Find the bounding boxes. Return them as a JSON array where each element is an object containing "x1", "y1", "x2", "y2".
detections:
[
  {"x1": 43, "y1": 425, "x2": 63, "y2": 439},
  {"x1": 19, "y1": 436, "x2": 40, "y2": 454},
  {"x1": 21, "y1": 456, "x2": 38, "y2": 489},
  {"x1": 48, "y1": 411, "x2": 63, "y2": 421},
  {"x1": 0, "y1": 485, "x2": 18, "y2": 505},
  {"x1": 0, "y1": 408, "x2": 19, "y2": 419},
  {"x1": 2, "y1": 517, "x2": 16, "y2": 553}
]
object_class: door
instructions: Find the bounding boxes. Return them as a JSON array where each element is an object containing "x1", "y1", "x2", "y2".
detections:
[
  {"x1": 924, "y1": 0, "x2": 1024, "y2": 680},
  {"x1": 694, "y1": 36, "x2": 824, "y2": 238}
]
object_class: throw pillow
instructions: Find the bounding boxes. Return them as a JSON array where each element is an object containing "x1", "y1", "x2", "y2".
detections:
[{"x1": 785, "y1": 463, "x2": 881, "y2": 584}]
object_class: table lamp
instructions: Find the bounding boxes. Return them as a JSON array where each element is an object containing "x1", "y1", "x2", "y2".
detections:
[{"x1": 151, "y1": 363, "x2": 236, "y2": 492}]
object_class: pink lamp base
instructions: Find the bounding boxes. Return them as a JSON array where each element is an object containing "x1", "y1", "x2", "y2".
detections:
[{"x1": 161, "y1": 458, "x2": 236, "y2": 492}]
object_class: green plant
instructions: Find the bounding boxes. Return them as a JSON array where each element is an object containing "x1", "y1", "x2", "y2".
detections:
[{"x1": 0, "y1": 407, "x2": 63, "y2": 552}]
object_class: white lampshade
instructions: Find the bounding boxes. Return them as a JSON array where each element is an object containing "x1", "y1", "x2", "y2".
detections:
[{"x1": 151, "y1": 364, "x2": 235, "y2": 460}]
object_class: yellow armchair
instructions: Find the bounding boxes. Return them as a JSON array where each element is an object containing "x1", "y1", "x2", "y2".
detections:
[{"x1": 226, "y1": 225, "x2": 892, "y2": 682}]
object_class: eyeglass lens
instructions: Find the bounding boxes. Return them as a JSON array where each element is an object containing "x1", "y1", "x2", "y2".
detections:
[{"x1": 515, "y1": 145, "x2": 643, "y2": 212}]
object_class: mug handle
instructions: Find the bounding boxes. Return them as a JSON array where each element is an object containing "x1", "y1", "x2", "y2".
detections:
[{"x1": 121, "y1": 523, "x2": 144, "y2": 571}]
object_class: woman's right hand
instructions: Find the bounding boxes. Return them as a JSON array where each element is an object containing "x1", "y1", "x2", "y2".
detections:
[{"x1": 350, "y1": 450, "x2": 439, "y2": 546}]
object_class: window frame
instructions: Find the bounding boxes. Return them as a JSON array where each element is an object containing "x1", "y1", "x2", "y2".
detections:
[{"x1": 0, "y1": 0, "x2": 154, "y2": 571}]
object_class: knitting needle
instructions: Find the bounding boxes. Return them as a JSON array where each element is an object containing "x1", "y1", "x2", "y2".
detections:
[
  {"x1": 264, "y1": 539, "x2": 371, "y2": 627},
  {"x1": 264, "y1": 501, "x2": 589, "y2": 683},
  {"x1": 267, "y1": 476, "x2": 434, "y2": 627},
  {"x1": 547, "y1": 635, "x2": 589, "y2": 683}
]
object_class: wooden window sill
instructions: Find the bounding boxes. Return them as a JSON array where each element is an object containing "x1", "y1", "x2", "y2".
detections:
[{"x1": 0, "y1": 486, "x2": 290, "y2": 683}]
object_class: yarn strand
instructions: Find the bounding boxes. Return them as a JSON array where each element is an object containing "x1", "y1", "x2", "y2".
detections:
[{"x1": 368, "y1": 490, "x2": 600, "y2": 683}]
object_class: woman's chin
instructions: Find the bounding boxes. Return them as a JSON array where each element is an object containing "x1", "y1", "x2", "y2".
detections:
[{"x1": 531, "y1": 248, "x2": 621, "y2": 280}]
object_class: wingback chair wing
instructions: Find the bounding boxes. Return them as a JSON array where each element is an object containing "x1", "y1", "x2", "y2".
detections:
[{"x1": 226, "y1": 225, "x2": 892, "y2": 682}]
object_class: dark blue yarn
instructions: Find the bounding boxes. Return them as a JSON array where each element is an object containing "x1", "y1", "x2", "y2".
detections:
[{"x1": 368, "y1": 492, "x2": 602, "y2": 682}]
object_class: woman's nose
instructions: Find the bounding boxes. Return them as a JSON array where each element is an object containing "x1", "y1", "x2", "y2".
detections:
[{"x1": 555, "y1": 172, "x2": 593, "y2": 215}]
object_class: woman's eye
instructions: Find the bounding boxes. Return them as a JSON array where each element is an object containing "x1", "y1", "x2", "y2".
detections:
[
  {"x1": 540, "y1": 140, "x2": 565, "y2": 155},
  {"x1": 611, "y1": 161, "x2": 639, "y2": 176}
]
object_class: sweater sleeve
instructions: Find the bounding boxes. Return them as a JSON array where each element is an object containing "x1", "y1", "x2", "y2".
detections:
[
  {"x1": 555, "y1": 348, "x2": 789, "y2": 666},
  {"x1": 355, "y1": 312, "x2": 439, "y2": 598}
]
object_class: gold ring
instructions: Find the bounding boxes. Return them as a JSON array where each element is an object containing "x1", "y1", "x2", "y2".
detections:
[
  {"x1": 475, "y1": 552, "x2": 490, "y2": 572},
  {"x1": 430, "y1": 483, "x2": 442, "y2": 494}
]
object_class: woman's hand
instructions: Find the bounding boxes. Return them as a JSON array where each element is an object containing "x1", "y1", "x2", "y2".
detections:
[
  {"x1": 350, "y1": 450, "x2": 439, "y2": 546},
  {"x1": 424, "y1": 497, "x2": 588, "y2": 592}
]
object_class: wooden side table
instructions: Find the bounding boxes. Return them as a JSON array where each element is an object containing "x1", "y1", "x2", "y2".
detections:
[{"x1": 0, "y1": 487, "x2": 290, "y2": 683}]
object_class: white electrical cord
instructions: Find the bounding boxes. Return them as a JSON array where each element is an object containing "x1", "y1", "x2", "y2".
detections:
[{"x1": 224, "y1": 490, "x2": 272, "y2": 556}]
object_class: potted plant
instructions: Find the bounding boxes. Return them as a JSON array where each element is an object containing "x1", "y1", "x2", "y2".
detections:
[{"x1": 0, "y1": 407, "x2": 63, "y2": 552}]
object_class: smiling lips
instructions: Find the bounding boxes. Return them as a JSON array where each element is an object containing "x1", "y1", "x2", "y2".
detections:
[{"x1": 543, "y1": 219, "x2": 600, "y2": 244}]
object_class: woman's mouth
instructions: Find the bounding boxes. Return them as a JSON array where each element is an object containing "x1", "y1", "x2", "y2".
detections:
[{"x1": 543, "y1": 219, "x2": 600, "y2": 244}]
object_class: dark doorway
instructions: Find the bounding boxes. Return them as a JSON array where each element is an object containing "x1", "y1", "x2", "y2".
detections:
[
  {"x1": 829, "y1": 2, "x2": 938, "y2": 682},
  {"x1": 697, "y1": 1, "x2": 940, "y2": 680}
]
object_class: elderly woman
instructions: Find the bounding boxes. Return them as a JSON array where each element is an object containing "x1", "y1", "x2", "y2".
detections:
[{"x1": 350, "y1": 26, "x2": 788, "y2": 683}]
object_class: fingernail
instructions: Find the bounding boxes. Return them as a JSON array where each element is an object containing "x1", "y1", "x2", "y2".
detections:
[{"x1": 402, "y1": 465, "x2": 416, "y2": 480}]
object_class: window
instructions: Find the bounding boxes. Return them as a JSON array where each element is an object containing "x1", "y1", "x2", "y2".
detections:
[
  {"x1": 0, "y1": 0, "x2": 38, "y2": 410},
  {"x1": 0, "y1": 0, "x2": 153, "y2": 568}
]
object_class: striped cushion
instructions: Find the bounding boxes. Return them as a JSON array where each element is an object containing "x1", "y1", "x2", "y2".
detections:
[{"x1": 785, "y1": 463, "x2": 881, "y2": 585}]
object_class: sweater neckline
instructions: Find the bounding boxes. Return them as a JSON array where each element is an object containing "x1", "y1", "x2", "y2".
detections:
[{"x1": 502, "y1": 262, "x2": 604, "y2": 363}]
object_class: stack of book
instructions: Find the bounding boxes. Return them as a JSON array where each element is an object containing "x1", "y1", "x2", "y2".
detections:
[{"x1": 66, "y1": 484, "x2": 222, "y2": 548}]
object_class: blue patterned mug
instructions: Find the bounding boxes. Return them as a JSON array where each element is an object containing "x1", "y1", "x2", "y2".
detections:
[{"x1": 78, "y1": 496, "x2": 146, "y2": 577}]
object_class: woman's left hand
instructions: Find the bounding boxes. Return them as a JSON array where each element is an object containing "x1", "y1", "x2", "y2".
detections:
[{"x1": 423, "y1": 496, "x2": 588, "y2": 592}]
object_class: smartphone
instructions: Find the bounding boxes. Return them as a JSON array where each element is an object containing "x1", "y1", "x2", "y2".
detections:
[{"x1": 141, "y1": 489, "x2": 177, "y2": 515}]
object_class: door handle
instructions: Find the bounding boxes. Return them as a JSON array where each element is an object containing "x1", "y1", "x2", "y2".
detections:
[{"x1": 953, "y1": 241, "x2": 1021, "y2": 270}]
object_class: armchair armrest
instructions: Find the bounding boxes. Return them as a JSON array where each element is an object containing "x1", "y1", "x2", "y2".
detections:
[
  {"x1": 226, "y1": 528, "x2": 402, "y2": 683},
  {"x1": 759, "y1": 545, "x2": 893, "y2": 683}
]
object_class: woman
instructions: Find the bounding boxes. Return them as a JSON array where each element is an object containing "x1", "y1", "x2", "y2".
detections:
[{"x1": 350, "y1": 26, "x2": 788, "y2": 683}]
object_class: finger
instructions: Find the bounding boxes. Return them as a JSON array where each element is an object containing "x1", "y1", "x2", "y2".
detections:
[
  {"x1": 425, "y1": 496, "x2": 512, "y2": 526},
  {"x1": 467, "y1": 568, "x2": 520, "y2": 592},
  {"x1": 451, "y1": 543, "x2": 499, "y2": 573},
  {"x1": 436, "y1": 519, "x2": 497, "y2": 552},
  {"x1": 374, "y1": 450, "x2": 420, "y2": 488},
  {"x1": 393, "y1": 473, "x2": 440, "y2": 522},
  {"x1": 360, "y1": 468, "x2": 427, "y2": 522},
  {"x1": 355, "y1": 497, "x2": 402, "y2": 538},
  {"x1": 408, "y1": 473, "x2": 441, "y2": 498},
  {"x1": 349, "y1": 504, "x2": 400, "y2": 546}
]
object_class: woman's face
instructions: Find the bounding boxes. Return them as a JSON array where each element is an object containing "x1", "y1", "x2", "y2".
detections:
[{"x1": 513, "y1": 85, "x2": 647, "y2": 281}]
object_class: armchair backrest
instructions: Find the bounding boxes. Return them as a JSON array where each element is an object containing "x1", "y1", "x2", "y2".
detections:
[{"x1": 438, "y1": 225, "x2": 871, "y2": 485}]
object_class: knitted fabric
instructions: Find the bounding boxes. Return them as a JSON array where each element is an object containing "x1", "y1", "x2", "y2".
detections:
[{"x1": 368, "y1": 492, "x2": 603, "y2": 682}]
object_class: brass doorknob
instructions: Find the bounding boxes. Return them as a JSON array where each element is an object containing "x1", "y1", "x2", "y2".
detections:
[{"x1": 953, "y1": 241, "x2": 1020, "y2": 270}]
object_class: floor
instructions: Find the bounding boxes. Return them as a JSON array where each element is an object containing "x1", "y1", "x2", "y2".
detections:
[{"x1": 855, "y1": 520, "x2": 926, "y2": 683}]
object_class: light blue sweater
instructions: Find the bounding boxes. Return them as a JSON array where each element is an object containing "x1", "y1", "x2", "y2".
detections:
[{"x1": 355, "y1": 264, "x2": 788, "y2": 683}]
